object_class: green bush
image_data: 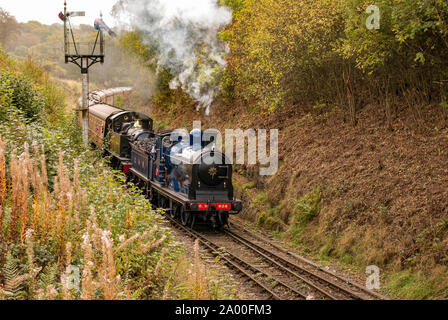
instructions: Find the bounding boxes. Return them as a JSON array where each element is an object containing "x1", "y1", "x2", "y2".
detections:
[
  {"x1": 0, "y1": 70, "x2": 45, "y2": 122},
  {"x1": 287, "y1": 187, "x2": 322, "y2": 238},
  {"x1": 341, "y1": 0, "x2": 448, "y2": 97},
  {"x1": 222, "y1": 0, "x2": 448, "y2": 114}
]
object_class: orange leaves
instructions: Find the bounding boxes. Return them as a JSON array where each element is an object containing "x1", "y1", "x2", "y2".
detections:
[
  {"x1": 31, "y1": 192, "x2": 52, "y2": 241},
  {"x1": 0, "y1": 136, "x2": 172, "y2": 299},
  {"x1": 9, "y1": 147, "x2": 26, "y2": 244},
  {"x1": 0, "y1": 140, "x2": 88, "y2": 251}
]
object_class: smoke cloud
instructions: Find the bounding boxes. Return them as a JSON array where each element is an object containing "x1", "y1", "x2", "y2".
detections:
[{"x1": 115, "y1": 0, "x2": 232, "y2": 115}]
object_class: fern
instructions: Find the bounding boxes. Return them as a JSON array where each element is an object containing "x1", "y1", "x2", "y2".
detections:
[
  {"x1": 2, "y1": 252, "x2": 27, "y2": 300},
  {"x1": 37, "y1": 263, "x2": 59, "y2": 296},
  {"x1": 3, "y1": 252, "x2": 20, "y2": 289}
]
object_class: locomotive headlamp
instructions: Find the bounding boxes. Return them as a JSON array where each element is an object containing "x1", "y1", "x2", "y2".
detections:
[{"x1": 195, "y1": 203, "x2": 231, "y2": 211}]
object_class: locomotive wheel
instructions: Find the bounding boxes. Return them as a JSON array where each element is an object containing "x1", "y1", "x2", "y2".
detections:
[
  {"x1": 171, "y1": 204, "x2": 180, "y2": 219},
  {"x1": 190, "y1": 214, "x2": 196, "y2": 229},
  {"x1": 158, "y1": 196, "x2": 168, "y2": 209},
  {"x1": 219, "y1": 213, "x2": 229, "y2": 227},
  {"x1": 129, "y1": 173, "x2": 136, "y2": 185},
  {"x1": 181, "y1": 208, "x2": 191, "y2": 227},
  {"x1": 159, "y1": 197, "x2": 171, "y2": 220},
  {"x1": 150, "y1": 191, "x2": 157, "y2": 206},
  {"x1": 124, "y1": 172, "x2": 130, "y2": 184},
  {"x1": 143, "y1": 183, "x2": 149, "y2": 198}
]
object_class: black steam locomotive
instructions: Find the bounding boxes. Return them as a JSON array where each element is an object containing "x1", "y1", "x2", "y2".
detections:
[{"x1": 84, "y1": 88, "x2": 242, "y2": 228}]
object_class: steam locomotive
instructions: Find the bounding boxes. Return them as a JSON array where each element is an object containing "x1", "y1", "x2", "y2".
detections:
[{"x1": 84, "y1": 88, "x2": 242, "y2": 228}]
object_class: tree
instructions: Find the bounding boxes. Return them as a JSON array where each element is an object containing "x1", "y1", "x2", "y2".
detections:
[
  {"x1": 222, "y1": 0, "x2": 345, "y2": 112},
  {"x1": 0, "y1": 8, "x2": 21, "y2": 48}
]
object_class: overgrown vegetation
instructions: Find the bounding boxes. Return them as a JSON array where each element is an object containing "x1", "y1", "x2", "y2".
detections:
[
  {"x1": 3, "y1": 1, "x2": 447, "y2": 118},
  {"x1": 286, "y1": 187, "x2": 322, "y2": 240},
  {"x1": 248, "y1": 186, "x2": 322, "y2": 242},
  {"x1": 102, "y1": 0, "x2": 448, "y2": 131},
  {"x1": 235, "y1": 170, "x2": 448, "y2": 299}
]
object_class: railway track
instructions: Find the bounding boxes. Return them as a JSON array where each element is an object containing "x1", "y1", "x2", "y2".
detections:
[
  {"x1": 226, "y1": 224, "x2": 387, "y2": 300},
  {"x1": 168, "y1": 216, "x2": 307, "y2": 300},
  {"x1": 166, "y1": 216, "x2": 387, "y2": 300}
]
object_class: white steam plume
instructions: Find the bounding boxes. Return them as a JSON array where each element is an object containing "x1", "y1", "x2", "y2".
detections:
[{"x1": 115, "y1": 0, "x2": 232, "y2": 115}]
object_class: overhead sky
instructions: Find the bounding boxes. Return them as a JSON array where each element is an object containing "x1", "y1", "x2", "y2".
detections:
[{"x1": 0, "y1": 0, "x2": 117, "y2": 26}]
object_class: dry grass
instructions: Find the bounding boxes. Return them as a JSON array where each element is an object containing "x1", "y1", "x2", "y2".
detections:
[
  {"x1": 191, "y1": 239, "x2": 208, "y2": 300},
  {"x1": 159, "y1": 238, "x2": 234, "y2": 300},
  {"x1": 0, "y1": 138, "x2": 170, "y2": 300}
]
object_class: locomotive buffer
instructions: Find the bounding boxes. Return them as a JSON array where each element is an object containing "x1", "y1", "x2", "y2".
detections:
[{"x1": 60, "y1": 1, "x2": 114, "y2": 146}]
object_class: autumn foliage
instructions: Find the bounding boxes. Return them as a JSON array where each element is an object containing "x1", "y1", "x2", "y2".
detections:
[
  {"x1": 221, "y1": 0, "x2": 448, "y2": 119},
  {"x1": 0, "y1": 140, "x2": 173, "y2": 300}
]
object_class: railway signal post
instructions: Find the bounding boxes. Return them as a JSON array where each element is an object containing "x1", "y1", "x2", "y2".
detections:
[{"x1": 60, "y1": 1, "x2": 105, "y2": 146}]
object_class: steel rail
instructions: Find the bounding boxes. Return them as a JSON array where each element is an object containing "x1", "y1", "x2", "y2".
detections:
[
  {"x1": 229, "y1": 224, "x2": 387, "y2": 300},
  {"x1": 224, "y1": 229, "x2": 341, "y2": 300},
  {"x1": 167, "y1": 216, "x2": 307, "y2": 300}
]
